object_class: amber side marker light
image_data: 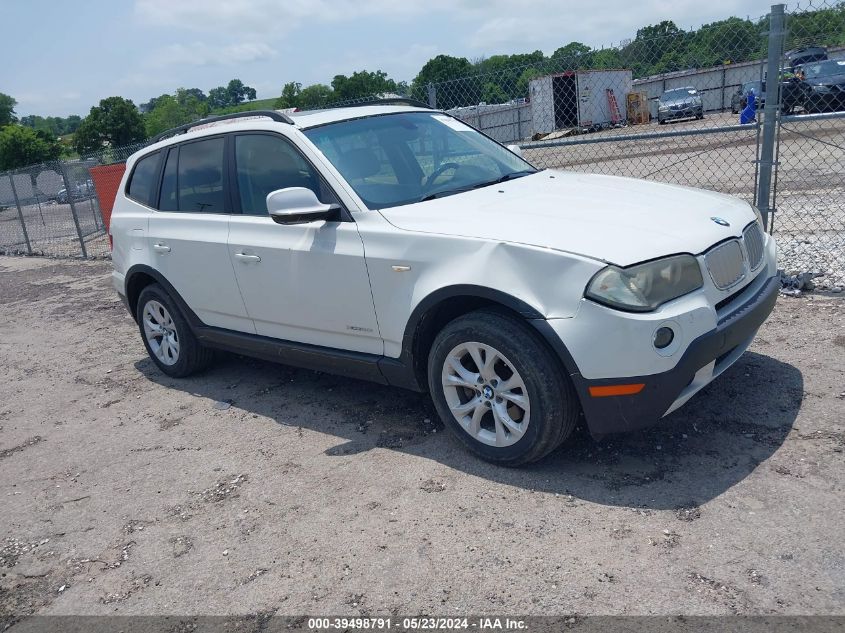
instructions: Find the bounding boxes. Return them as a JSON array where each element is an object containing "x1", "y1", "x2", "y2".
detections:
[{"x1": 588, "y1": 383, "x2": 646, "y2": 397}]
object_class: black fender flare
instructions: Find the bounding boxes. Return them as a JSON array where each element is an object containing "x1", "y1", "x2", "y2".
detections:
[
  {"x1": 124, "y1": 264, "x2": 204, "y2": 328},
  {"x1": 383, "y1": 285, "x2": 582, "y2": 391}
]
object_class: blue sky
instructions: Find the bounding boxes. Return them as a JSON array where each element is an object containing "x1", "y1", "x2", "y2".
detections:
[{"x1": 3, "y1": 0, "x2": 777, "y2": 117}]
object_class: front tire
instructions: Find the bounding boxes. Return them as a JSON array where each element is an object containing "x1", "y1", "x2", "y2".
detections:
[
  {"x1": 136, "y1": 284, "x2": 214, "y2": 378},
  {"x1": 427, "y1": 309, "x2": 580, "y2": 466}
]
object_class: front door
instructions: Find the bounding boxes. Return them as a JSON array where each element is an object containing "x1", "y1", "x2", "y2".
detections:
[{"x1": 226, "y1": 132, "x2": 381, "y2": 354}]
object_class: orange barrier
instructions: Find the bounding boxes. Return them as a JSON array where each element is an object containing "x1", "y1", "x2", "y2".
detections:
[{"x1": 89, "y1": 163, "x2": 126, "y2": 233}]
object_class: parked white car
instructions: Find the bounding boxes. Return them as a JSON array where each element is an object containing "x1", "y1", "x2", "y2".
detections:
[{"x1": 111, "y1": 104, "x2": 778, "y2": 466}]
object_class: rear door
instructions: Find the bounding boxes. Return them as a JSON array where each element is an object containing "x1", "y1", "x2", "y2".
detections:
[
  {"x1": 226, "y1": 132, "x2": 381, "y2": 354},
  {"x1": 146, "y1": 136, "x2": 254, "y2": 333}
]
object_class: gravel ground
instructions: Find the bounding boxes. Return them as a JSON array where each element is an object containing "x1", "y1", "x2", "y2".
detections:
[{"x1": 1, "y1": 257, "x2": 844, "y2": 628}]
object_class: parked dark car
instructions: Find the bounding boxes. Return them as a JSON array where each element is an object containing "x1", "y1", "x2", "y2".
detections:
[
  {"x1": 800, "y1": 59, "x2": 845, "y2": 113},
  {"x1": 730, "y1": 77, "x2": 812, "y2": 115},
  {"x1": 785, "y1": 46, "x2": 828, "y2": 73},
  {"x1": 657, "y1": 87, "x2": 704, "y2": 124}
]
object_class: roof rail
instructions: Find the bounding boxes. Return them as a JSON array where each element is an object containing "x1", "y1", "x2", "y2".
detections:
[
  {"x1": 342, "y1": 97, "x2": 432, "y2": 109},
  {"x1": 148, "y1": 110, "x2": 294, "y2": 144}
]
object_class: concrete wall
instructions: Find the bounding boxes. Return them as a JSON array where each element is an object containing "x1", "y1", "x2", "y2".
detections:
[{"x1": 446, "y1": 102, "x2": 533, "y2": 144}]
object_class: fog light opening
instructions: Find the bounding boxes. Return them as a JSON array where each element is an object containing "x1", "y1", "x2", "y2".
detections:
[{"x1": 654, "y1": 327, "x2": 675, "y2": 350}]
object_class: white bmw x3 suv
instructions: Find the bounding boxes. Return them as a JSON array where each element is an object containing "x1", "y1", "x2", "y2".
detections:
[{"x1": 111, "y1": 103, "x2": 778, "y2": 466}]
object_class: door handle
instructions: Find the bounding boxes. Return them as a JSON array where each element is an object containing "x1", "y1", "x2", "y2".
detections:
[
  {"x1": 153, "y1": 243, "x2": 171, "y2": 253},
  {"x1": 234, "y1": 253, "x2": 261, "y2": 263}
]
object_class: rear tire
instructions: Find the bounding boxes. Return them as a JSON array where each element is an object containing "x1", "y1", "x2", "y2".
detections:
[
  {"x1": 427, "y1": 309, "x2": 580, "y2": 466},
  {"x1": 136, "y1": 284, "x2": 214, "y2": 378}
]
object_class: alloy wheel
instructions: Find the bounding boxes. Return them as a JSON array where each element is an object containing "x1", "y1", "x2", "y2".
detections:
[
  {"x1": 441, "y1": 342, "x2": 530, "y2": 447},
  {"x1": 142, "y1": 300, "x2": 180, "y2": 366}
]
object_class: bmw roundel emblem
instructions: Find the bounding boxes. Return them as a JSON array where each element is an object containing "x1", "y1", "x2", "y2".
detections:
[{"x1": 710, "y1": 216, "x2": 730, "y2": 227}]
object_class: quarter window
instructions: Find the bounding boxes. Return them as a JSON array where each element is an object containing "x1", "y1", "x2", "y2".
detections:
[
  {"x1": 127, "y1": 152, "x2": 161, "y2": 206},
  {"x1": 158, "y1": 147, "x2": 178, "y2": 211}
]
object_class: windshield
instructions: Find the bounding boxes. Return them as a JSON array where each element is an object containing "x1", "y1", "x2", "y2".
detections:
[
  {"x1": 802, "y1": 60, "x2": 845, "y2": 79},
  {"x1": 303, "y1": 112, "x2": 535, "y2": 209},
  {"x1": 661, "y1": 88, "x2": 697, "y2": 100}
]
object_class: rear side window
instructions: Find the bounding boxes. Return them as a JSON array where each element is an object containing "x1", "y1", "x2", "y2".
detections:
[
  {"x1": 177, "y1": 137, "x2": 226, "y2": 213},
  {"x1": 127, "y1": 152, "x2": 161, "y2": 206}
]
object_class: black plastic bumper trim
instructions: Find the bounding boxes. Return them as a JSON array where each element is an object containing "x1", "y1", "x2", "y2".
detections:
[{"x1": 569, "y1": 274, "x2": 779, "y2": 437}]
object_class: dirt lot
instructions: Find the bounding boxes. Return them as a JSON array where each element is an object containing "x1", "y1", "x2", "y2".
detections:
[{"x1": 1, "y1": 256, "x2": 844, "y2": 627}]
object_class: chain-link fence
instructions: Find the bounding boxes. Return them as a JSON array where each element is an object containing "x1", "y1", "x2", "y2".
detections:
[
  {"x1": 406, "y1": 0, "x2": 843, "y2": 288},
  {"x1": 771, "y1": 3, "x2": 845, "y2": 289},
  {"x1": 0, "y1": 2, "x2": 843, "y2": 288},
  {"x1": 0, "y1": 142, "x2": 144, "y2": 259}
]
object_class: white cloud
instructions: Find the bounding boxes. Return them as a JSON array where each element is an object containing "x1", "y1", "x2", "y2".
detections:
[
  {"x1": 148, "y1": 42, "x2": 278, "y2": 67},
  {"x1": 134, "y1": 0, "x2": 422, "y2": 33},
  {"x1": 134, "y1": 0, "x2": 774, "y2": 57}
]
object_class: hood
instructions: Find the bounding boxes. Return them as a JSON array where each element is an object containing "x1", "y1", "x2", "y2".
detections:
[
  {"x1": 378, "y1": 171, "x2": 757, "y2": 267},
  {"x1": 809, "y1": 73, "x2": 845, "y2": 86},
  {"x1": 659, "y1": 96, "x2": 699, "y2": 107}
]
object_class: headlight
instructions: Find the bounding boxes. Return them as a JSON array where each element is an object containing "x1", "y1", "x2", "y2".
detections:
[
  {"x1": 811, "y1": 84, "x2": 832, "y2": 94},
  {"x1": 585, "y1": 254, "x2": 704, "y2": 312}
]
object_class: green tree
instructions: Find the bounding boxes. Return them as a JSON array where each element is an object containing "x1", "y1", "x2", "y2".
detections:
[
  {"x1": 0, "y1": 93, "x2": 17, "y2": 127},
  {"x1": 551, "y1": 42, "x2": 592, "y2": 66},
  {"x1": 0, "y1": 125, "x2": 62, "y2": 170},
  {"x1": 474, "y1": 51, "x2": 546, "y2": 101},
  {"x1": 685, "y1": 17, "x2": 760, "y2": 67},
  {"x1": 297, "y1": 84, "x2": 334, "y2": 109},
  {"x1": 74, "y1": 96, "x2": 145, "y2": 154},
  {"x1": 19, "y1": 114, "x2": 82, "y2": 136},
  {"x1": 516, "y1": 68, "x2": 544, "y2": 98},
  {"x1": 139, "y1": 93, "x2": 170, "y2": 113},
  {"x1": 785, "y1": 4, "x2": 845, "y2": 50},
  {"x1": 480, "y1": 82, "x2": 508, "y2": 104},
  {"x1": 331, "y1": 70, "x2": 397, "y2": 102},
  {"x1": 206, "y1": 79, "x2": 258, "y2": 110},
  {"x1": 590, "y1": 48, "x2": 624, "y2": 70},
  {"x1": 207, "y1": 86, "x2": 229, "y2": 109},
  {"x1": 412, "y1": 55, "x2": 475, "y2": 109},
  {"x1": 274, "y1": 82, "x2": 302, "y2": 109},
  {"x1": 621, "y1": 20, "x2": 688, "y2": 76},
  {"x1": 226, "y1": 79, "x2": 257, "y2": 105},
  {"x1": 176, "y1": 87, "x2": 208, "y2": 107},
  {"x1": 413, "y1": 55, "x2": 474, "y2": 86},
  {"x1": 63, "y1": 115, "x2": 82, "y2": 134}
]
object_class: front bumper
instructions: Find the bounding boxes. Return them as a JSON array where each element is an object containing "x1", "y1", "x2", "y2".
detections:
[
  {"x1": 571, "y1": 273, "x2": 779, "y2": 436},
  {"x1": 659, "y1": 106, "x2": 701, "y2": 120},
  {"x1": 807, "y1": 90, "x2": 845, "y2": 110}
]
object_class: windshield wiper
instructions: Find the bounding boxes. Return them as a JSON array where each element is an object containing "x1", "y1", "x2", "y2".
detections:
[
  {"x1": 418, "y1": 186, "x2": 476, "y2": 202},
  {"x1": 472, "y1": 169, "x2": 539, "y2": 189},
  {"x1": 418, "y1": 170, "x2": 539, "y2": 202}
]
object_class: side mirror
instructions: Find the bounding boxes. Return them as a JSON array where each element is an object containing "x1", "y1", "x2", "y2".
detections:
[
  {"x1": 506, "y1": 144, "x2": 523, "y2": 157},
  {"x1": 266, "y1": 187, "x2": 340, "y2": 225}
]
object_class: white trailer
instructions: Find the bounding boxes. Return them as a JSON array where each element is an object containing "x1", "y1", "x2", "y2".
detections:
[{"x1": 529, "y1": 70, "x2": 633, "y2": 134}]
